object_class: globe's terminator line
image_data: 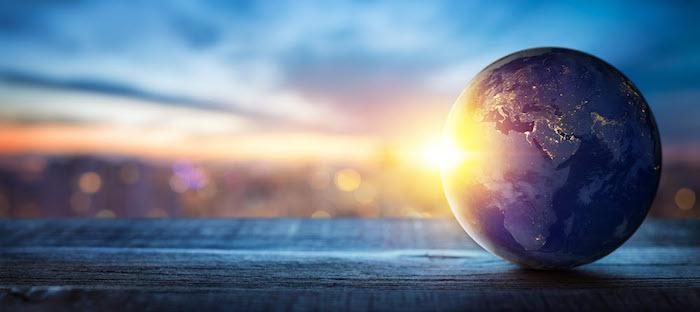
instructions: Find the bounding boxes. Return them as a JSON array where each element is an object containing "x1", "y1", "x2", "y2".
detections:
[{"x1": 441, "y1": 47, "x2": 661, "y2": 269}]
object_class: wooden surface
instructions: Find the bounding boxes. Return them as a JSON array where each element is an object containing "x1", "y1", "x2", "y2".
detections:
[{"x1": 1, "y1": 218, "x2": 699, "y2": 311}]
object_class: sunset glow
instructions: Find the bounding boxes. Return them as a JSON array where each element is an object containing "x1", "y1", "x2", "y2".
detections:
[
  {"x1": 420, "y1": 139, "x2": 471, "y2": 171},
  {"x1": 0, "y1": 124, "x2": 381, "y2": 162}
]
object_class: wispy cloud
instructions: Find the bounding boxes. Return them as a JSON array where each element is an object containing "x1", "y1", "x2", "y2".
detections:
[
  {"x1": 0, "y1": 0, "x2": 698, "y2": 152},
  {"x1": 1, "y1": 70, "x2": 232, "y2": 112}
]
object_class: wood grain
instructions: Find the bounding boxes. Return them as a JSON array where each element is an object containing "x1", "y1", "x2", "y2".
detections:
[{"x1": 1, "y1": 218, "x2": 699, "y2": 311}]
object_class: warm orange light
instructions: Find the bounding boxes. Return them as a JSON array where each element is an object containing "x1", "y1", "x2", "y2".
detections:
[
  {"x1": 311, "y1": 210, "x2": 332, "y2": 218},
  {"x1": 335, "y1": 169, "x2": 362, "y2": 192},
  {"x1": 421, "y1": 139, "x2": 472, "y2": 171},
  {"x1": 78, "y1": 172, "x2": 102, "y2": 194},
  {"x1": 675, "y1": 188, "x2": 696, "y2": 210}
]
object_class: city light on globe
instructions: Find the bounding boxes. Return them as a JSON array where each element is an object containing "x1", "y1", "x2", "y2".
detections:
[{"x1": 441, "y1": 48, "x2": 662, "y2": 269}]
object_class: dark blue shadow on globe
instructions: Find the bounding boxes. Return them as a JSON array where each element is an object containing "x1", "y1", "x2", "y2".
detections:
[{"x1": 442, "y1": 47, "x2": 661, "y2": 269}]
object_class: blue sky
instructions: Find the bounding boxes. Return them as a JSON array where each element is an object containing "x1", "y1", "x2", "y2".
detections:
[{"x1": 0, "y1": 1, "x2": 698, "y2": 159}]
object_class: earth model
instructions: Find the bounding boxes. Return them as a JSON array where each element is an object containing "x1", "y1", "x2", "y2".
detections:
[{"x1": 442, "y1": 48, "x2": 661, "y2": 269}]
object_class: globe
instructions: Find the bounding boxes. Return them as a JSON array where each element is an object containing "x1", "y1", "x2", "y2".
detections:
[{"x1": 442, "y1": 48, "x2": 661, "y2": 269}]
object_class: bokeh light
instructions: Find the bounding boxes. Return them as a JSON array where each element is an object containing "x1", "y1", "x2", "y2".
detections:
[
  {"x1": 675, "y1": 188, "x2": 696, "y2": 210},
  {"x1": 96, "y1": 209, "x2": 116, "y2": 218},
  {"x1": 311, "y1": 210, "x2": 331, "y2": 218},
  {"x1": 78, "y1": 172, "x2": 102, "y2": 194},
  {"x1": 335, "y1": 169, "x2": 362, "y2": 192}
]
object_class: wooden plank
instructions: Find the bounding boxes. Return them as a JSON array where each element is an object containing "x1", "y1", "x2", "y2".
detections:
[
  {"x1": 0, "y1": 218, "x2": 475, "y2": 250},
  {"x1": 2, "y1": 218, "x2": 699, "y2": 249},
  {"x1": 3, "y1": 245, "x2": 700, "y2": 289},
  {"x1": 1, "y1": 219, "x2": 700, "y2": 311}
]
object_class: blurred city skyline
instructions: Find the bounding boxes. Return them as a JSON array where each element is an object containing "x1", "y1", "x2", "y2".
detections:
[{"x1": 0, "y1": 1, "x2": 698, "y2": 218}]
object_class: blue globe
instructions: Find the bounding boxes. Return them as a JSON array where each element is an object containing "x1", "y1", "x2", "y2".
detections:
[{"x1": 442, "y1": 48, "x2": 661, "y2": 269}]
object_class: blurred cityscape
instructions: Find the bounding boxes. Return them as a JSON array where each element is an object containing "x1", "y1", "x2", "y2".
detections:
[
  {"x1": 0, "y1": 152, "x2": 443, "y2": 218},
  {"x1": 0, "y1": 151, "x2": 696, "y2": 219}
]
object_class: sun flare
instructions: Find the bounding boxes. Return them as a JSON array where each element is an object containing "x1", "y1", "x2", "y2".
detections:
[{"x1": 420, "y1": 139, "x2": 471, "y2": 171}]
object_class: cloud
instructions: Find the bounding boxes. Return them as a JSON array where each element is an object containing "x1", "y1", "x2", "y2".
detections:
[
  {"x1": 0, "y1": 0, "x2": 698, "y2": 144},
  {"x1": 0, "y1": 70, "x2": 231, "y2": 112},
  {"x1": 0, "y1": 71, "x2": 355, "y2": 135}
]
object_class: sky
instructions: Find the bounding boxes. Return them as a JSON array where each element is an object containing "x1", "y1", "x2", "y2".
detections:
[{"x1": 0, "y1": 0, "x2": 698, "y2": 162}]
